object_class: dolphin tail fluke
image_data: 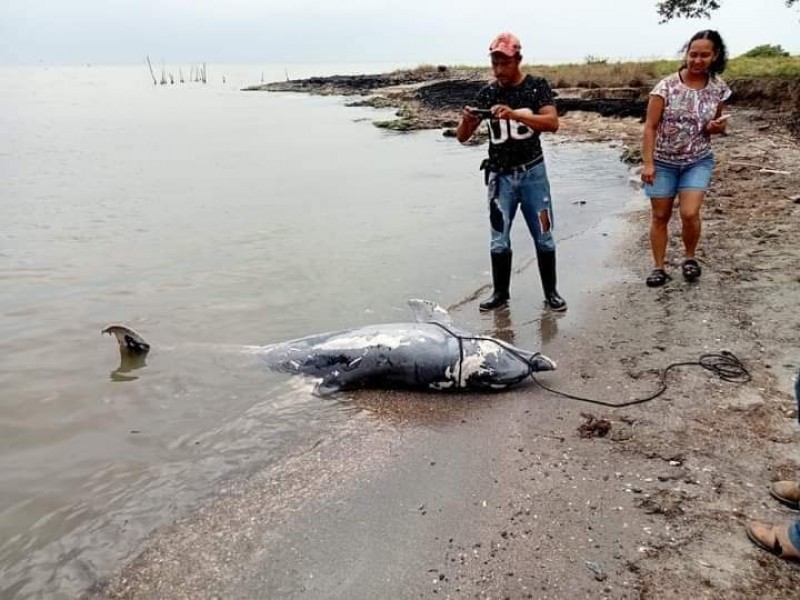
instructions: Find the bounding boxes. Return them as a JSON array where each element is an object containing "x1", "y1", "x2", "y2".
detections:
[
  {"x1": 530, "y1": 353, "x2": 556, "y2": 372},
  {"x1": 102, "y1": 325, "x2": 151, "y2": 355}
]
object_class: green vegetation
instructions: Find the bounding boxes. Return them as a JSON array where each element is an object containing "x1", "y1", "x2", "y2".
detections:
[
  {"x1": 546, "y1": 55, "x2": 800, "y2": 85},
  {"x1": 393, "y1": 49, "x2": 799, "y2": 91},
  {"x1": 528, "y1": 60, "x2": 674, "y2": 88},
  {"x1": 374, "y1": 119, "x2": 414, "y2": 131},
  {"x1": 373, "y1": 107, "x2": 417, "y2": 131},
  {"x1": 414, "y1": 54, "x2": 800, "y2": 88},
  {"x1": 741, "y1": 44, "x2": 791, "y2": 58},
  {"x1": 724, "y1": 55, "x2": 800, "y2": 78}
]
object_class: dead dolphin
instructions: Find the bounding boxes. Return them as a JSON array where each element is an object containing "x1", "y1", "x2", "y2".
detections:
[{"x1": 102, "y1": 300, "x2": 555, "y2": 393}]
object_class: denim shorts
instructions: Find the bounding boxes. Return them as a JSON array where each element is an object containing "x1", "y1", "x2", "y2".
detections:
[{"x1": 644, "y1": 154, "x2": 714, "y2": 199}]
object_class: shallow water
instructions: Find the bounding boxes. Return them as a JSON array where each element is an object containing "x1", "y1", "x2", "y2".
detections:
[{"x1": 0, "y1": 64, "x2": 636, "y2": 597}]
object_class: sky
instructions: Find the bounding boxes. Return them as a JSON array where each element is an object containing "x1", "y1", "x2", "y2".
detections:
[{"x1": 1, "y1": 0, "x2": 798, "y2": 66}]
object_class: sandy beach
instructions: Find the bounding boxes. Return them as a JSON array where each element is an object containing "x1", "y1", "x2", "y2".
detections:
[{"x1": 92, "y1": 75, "x2": 800, "y2": 599}]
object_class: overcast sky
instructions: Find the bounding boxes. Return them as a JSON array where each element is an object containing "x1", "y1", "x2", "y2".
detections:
[{"x1": 1, "y1": 0, "x2": 798, "y2": 66}]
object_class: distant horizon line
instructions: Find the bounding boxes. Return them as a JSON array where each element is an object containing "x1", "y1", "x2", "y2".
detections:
[{"x1": 0, "y1": 55, "x2": 693, "y2": 69}]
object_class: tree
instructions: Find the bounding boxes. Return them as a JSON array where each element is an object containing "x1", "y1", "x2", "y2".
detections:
[
  {"x1": 657, "y1": 0, "x2": 798, "y2": 21},
  {"x1": 741, "y1": 44, "x2": 791, "y2": 58}
]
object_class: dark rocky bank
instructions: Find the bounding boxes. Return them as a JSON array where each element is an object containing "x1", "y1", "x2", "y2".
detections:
[{"x1": 244, "y1": 69, "x2": 798, "y2": 129}]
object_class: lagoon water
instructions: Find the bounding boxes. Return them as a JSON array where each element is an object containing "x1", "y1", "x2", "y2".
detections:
[{"x1": 0, "y1": 64, "x2": 635, "y2": 597}]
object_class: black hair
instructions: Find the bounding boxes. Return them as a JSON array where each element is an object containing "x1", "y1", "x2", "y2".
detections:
[
  {"x1": 490, "y1": 52, "x2": 522, "y2": 62},
  {"x1": 682, "y1": 30, "x2": 728, "y2": 75}
]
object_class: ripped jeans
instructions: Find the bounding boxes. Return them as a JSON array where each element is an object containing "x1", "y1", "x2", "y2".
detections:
[{"x1": 486, "y1": 161, "x2": 556, "y2": 254}]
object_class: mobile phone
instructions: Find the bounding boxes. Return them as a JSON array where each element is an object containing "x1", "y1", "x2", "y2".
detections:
[{"x1": 470, "y1": 108, "x2": 494, "y2": 119}]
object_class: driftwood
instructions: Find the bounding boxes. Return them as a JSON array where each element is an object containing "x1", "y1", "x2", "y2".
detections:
[{"x1": 729, "y1": 161, "x2": 792, "y2": 175}]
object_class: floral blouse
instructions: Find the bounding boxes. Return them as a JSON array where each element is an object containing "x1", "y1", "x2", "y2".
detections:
[{"x1": 651, "y1": 72, "x2": 732, "y2": 164}]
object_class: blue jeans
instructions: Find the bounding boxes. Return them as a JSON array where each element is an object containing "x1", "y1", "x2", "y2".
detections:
[
  {"x1": 644, "y1": 154, "x2": 715, "y2": 198},
  {"x1": 791, "y1": 520, "x2": 800, "y2": 551},
  {"x1": 793, "y1": 370, "x2": 800, "y2": 549},
  {"x1": 487, "y1": 161, "x2": 556, "y2": 254}
]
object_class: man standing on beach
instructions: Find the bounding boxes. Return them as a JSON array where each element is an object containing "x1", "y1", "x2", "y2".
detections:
[{"x1": 457, "y1": 32, "x2": 566, "y2": 312}]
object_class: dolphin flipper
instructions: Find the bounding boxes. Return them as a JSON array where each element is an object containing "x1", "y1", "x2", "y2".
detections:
[
  {"x1": 407, "y1": 299, "x2": 453, "y2": 325},
  {"x1": 316, "y1": 370, "x2": 357, "y2": 396},
  {"x1": 315, "y1": 354, "x2": 371, "y2": 395}
]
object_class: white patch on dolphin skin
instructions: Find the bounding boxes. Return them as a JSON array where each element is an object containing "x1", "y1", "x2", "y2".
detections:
[
  {"x1": 430, "y1": 380, "x2": 455, "y2": 390},
  {"x1": 455, "y1": 340, "x2": 505, "y2": 388},
  {"x1": 436, "y1": 340, "x2": 509, "y2": 389},
  {"x1": 437, "y1": 365, "x2": 460, "y2": 389},
  {"x1": 314, "y1": 333, "x2": 420, "y2": 351}
]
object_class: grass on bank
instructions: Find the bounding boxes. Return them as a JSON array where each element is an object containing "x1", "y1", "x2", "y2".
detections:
[{"x1": 411, "y1": 55, "x2": 800, "y2": 87}]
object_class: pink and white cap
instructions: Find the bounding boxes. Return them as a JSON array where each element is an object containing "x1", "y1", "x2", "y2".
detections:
[{"x1": 489, "y1": 32, "x2": 521, "y2": 57}]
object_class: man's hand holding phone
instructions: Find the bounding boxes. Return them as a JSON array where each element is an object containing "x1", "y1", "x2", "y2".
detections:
[{"x1": 469, "y1": 108, "x2": 494, "y2": 119}]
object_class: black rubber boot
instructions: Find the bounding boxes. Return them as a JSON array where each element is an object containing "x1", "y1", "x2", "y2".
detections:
[
  {"x1": 537, "y1": 250, "x2": 567, "y2": 312},
  {"x1": 479, "y1": 251, "x2": 512, "y2": 311}
]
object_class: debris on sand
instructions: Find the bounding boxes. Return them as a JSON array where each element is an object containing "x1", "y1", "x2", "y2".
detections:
[{"x1": 577, "y1": 412, "x2": 612, "y2": 438}]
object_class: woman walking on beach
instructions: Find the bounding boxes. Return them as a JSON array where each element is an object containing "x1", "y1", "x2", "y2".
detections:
[{"x1": 641, "y1": 29, "x2": 731, "y2": 287}]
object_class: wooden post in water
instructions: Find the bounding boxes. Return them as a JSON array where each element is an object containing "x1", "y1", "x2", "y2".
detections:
[{"x1": 146, "y1": 55, "x2": 157, "y2": 85}]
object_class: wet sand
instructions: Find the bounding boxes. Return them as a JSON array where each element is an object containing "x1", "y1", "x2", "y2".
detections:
[{"x1": 93, "y1": 107, "x2": 800, "y2": 598}]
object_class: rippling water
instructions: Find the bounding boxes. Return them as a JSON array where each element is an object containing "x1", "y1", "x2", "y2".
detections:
[{"x1": 0, "y1": 64, "x2": 635, "y2": 597}]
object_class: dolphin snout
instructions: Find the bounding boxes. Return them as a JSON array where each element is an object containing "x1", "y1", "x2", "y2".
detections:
[{"x1": 529, "y1": 353, "x2": 556, "y2": 372}]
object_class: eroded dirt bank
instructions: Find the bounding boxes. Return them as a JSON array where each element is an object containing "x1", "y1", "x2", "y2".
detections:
[{"x1": 246, "y1": 68, "x2": 799, "y2": 137}]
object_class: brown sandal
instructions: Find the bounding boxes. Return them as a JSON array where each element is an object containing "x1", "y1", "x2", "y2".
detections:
[
  {"x1": 746, "y1": 520, "x2": 800, "y2": 562},
  {"x1": 770, "y1": 481, "x2": 800, "y2": 510}
]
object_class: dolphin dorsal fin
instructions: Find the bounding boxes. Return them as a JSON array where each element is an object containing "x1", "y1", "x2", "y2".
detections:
[{"x1": 407, "y1": 299, "x2": 453, "y2": 325}]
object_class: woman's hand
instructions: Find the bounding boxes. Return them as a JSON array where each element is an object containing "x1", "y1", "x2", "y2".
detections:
[
  {"x1": 705, "y1": 114, "x2": 729, "y2": 134},
  {"x1": 641, "y1": 163, "x2": 656, "y2": 185}
]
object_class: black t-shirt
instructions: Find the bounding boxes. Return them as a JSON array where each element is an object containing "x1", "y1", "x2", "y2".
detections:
[{"x1": 475, "y1": 75, "x2": 555, "y2": 170}]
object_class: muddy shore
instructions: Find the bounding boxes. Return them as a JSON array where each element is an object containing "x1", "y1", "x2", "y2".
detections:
[{"x1": 95, "y1": 73, "x2": 800, "y2": 598}]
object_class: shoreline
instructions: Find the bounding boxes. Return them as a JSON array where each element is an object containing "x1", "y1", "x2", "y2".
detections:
[
  {"x1": 245, "y1": 67, "x2": 800, "y2": 140},
  {"x1": 96, "y1": 80, "x2": 800, "y2": 597}
]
